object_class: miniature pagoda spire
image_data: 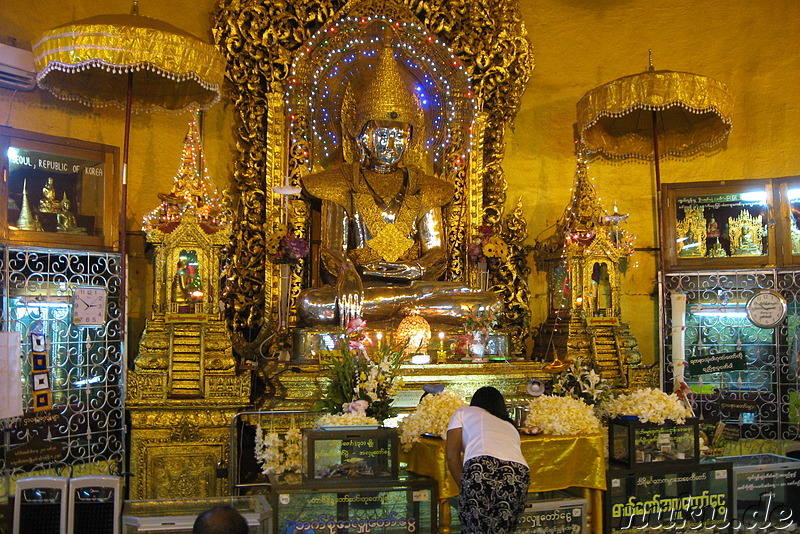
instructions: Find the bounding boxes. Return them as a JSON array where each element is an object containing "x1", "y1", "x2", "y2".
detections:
[
  {"x1": 142, "y1": 112, "x2": 230, "y2": 235},
  {"x1": 537, "y1": 150, "x2": 634, "y2": 260}
]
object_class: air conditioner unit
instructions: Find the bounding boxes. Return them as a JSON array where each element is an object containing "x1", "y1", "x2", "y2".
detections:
[{"x1": 0, "y1": 42, "x2": 36, "y2": 91}]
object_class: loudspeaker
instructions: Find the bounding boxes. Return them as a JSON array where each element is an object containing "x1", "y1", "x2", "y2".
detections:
[
  {"x1": 67, "y1": 476, "x2": 121, "y2": 534},
  {"x1": 13, "y1": 476, "x2": 69, "y2": 534}
]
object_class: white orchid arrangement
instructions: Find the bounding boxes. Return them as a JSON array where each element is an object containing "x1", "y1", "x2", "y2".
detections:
[
  {"x1": 398, "y1": 391, "x2": 468, "y2": 451},
  {"x1": 524, "y1": 395, "x2": 602, "y2": 436},
  {"x1": 253, "y1": 424, "x2": 302, "y2": 475},
  {"x1": 551, "y1": 357, "x2": 613, "y2": 411},
  {"x1": 315, "y1": 318, "x2": 405, "y2": 423},
  {"x1": 605, "y1": 388, "x2": 693, "y2": 424}
]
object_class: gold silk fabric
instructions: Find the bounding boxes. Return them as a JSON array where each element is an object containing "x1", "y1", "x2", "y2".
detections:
[
  {"x1": 403, "y1": 433, "x2": 606, "y2": 500},
  {"x1": 577, "y1": 69, "x2": 733, "y2": 160},
  {"x1": 33, "y1": 14, "x2": 223, "y2": 112}
]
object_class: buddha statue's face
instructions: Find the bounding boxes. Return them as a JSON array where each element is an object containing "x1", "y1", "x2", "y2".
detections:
[{"x1": 359, "y1": 120, "x2": 412, "y2": 172}]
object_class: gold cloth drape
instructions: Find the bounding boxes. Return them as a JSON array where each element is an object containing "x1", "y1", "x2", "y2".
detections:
[{"x1": 403, "y1": 433, "x2": 606, "y2": 533}]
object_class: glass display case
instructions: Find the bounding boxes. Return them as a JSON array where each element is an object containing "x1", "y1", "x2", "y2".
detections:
[
  {"x1": 0, "y1": 246, "x2": 123, "y2": 496},
  {"x1": 663, "y1": 180, "x2": 775, "y2": 269},
  {"x1": 661, "y1": 270, "x2": 800, "y2": 450},
  {"x1": 0, "y1": 126, "x2": 119, "y2": 251}
]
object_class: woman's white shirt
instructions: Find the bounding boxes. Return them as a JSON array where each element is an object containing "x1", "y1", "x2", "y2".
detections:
[{"x1": 447, "y1": 406, "x2": 528, "y2": 467}]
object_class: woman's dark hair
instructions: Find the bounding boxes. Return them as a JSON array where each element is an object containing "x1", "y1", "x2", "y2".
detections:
[{"x1": 470, "y1": 386, "x2": 515, "y2": 426}]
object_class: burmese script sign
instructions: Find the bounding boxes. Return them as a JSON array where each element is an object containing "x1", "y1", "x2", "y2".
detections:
[
  {"x1": 605, "y1": 464, "x2": 733, "y2": 533},
  {"x1": 687, "y1": 350, "x2": 746, "y2": 375},
  {"x1": 734, "y1": 463, "x2": 800, "y2": 524},
  {"x1": 719, "y1": 399, "x2": 758, "y2": 415},
  {"x1": 7, "y1": 435, "x2": 66, "y2": 468}
]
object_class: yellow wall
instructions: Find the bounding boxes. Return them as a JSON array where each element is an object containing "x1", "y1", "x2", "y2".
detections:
[{"x1": 2, "y1": 0, "x2": 799, "y2": 364}]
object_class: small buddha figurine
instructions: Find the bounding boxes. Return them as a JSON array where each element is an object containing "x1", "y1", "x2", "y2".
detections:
[
  {"x1": 298, "y1": 42, "x2": 501, "y2": 327},
  {"x1": 39, "y1": 177, "x2": 60, "y2": 213},
  {"x1": 171, "y1": 258, "x2": 192, "y2": 303},
  {"x1": 57, "y1": 193, "x2": 87, "y2": 234},
  {"x1": 707, "y1": 216, "x2": 720, "y2": 238},
  {"x1": 733, "y1": 222, "x2": 762, "y2": 256}
]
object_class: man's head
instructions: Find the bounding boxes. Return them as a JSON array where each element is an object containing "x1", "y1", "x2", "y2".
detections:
[
  {"x1": 359, "y1": 119, "x2": 412, "y2": 171},
  {"x1": 193, "y1": 505, "x2": 248, "y2": 534}
]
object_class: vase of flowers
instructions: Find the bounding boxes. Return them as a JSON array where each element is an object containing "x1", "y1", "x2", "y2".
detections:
[
  {"x1": 265, "y1": 223, "x2": 309, "y2": 330},
  {"x1": 551, "y1": 357, "x2": 613, "y2": 416},
  {"x1": 314, "y1": 318, "x2": 405, "y2": 424},
  {"x1": 265, "y1": 223, "x2": 310, "y2": 264},
  {"x1": 459, "y1": 306, "x2": 498, "y2": 362},
  {"x1": 468, "y1": 225, "x2": 511, "y2": 292},
  {"x1": 468, "y1": 225, "x2": 511, "y2": 267}
]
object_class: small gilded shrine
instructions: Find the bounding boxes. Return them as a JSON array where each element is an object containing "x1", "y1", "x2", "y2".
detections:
[
  {"x1": 532, "y1": 154, "x2": 648, "y2": 386},
  {"x1": 126, "y1": 115, "x2": 251, "y2": 499}
]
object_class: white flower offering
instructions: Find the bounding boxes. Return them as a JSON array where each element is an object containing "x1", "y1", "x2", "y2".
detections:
[
  {"x1": 315, "y1": 412, "x2": 380, "y2": 427},
  {"x1": 398, "y1": 391, "x2": 468, "y2": 451},
  {"x1": 524, "y1": 395, "x2": 602, "y2": 436},
  {"x1": 604, "y1": 388, "x2": 693, "y2": 424}
]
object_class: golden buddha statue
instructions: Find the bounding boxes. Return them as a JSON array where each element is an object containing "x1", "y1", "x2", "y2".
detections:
[
  {"x1": 298, "y1": 44, "x2": 501, "y2": 327},
  {"x1": 171, "y1": 258, "x2": 192, "y2": 303},
  {"x1": 57, "y1": 193, "x2": 87, "y2": 234},
  {"x1": 39, "y1": 177, "x2": 60, "y2": 213}
]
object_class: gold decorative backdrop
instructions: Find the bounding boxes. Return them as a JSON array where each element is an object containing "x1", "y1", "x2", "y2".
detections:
[{"x1": 212, "y1": 0, "x2": 533, "y2": 352}]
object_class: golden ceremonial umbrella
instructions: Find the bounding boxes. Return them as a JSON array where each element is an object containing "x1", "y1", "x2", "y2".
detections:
[
  {"x1": 576, "y1": 56, "x2": 733, "y2": 262},
  {"x1": 576, "y1": 57, "x2": 733, "y2": 191},
  {"x1": 32, "y1": 1, "x2": 224, "y2": 337}
]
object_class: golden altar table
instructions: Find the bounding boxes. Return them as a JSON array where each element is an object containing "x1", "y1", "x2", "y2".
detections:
[{"x1": 403, "y1": 433, "x2": 606, "y2": 533}]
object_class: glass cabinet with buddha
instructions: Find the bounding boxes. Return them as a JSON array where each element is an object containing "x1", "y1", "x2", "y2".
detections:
[
  {"x1": 663, "y1": 180, "x2": 775, "y2": 269},
  {"x1": 0, "y1": 126, "x2": 119, "y2": 251}
]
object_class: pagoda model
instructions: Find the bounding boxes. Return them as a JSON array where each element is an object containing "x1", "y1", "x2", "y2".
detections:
[
  {"x1": 127, "y1": 114, "x2": 250, "y2": 499},
  {"x1": 532, "y1": 151, "x2": 643, "y2": 385}
]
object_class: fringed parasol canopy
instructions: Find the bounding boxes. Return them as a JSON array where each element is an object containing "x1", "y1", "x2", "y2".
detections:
[
  {"x1": 577, "y1": 68, "x2": 733, "y2": 160},
  {"x1": 33, "y1": 13, "x2": 224, "y2": 112}
]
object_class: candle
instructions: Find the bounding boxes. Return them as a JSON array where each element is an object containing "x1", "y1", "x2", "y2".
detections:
[
  {"x1": 438, "y1": 331, "x2": 445, "y2": 349},
  {"x1": 376, "y1": 331, "x2": 383, "y2": 346}
]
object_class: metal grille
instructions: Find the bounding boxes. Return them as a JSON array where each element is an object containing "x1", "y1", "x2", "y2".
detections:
[
  {"x1": 663, "y1": 270, "x2": 800, "y2": 448},
  {"x1": 0, "y1": 246, "x2": 125, "y2": 497}
]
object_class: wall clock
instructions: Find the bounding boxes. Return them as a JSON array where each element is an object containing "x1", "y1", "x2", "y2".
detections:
[
  {"x1": 745, "y1": 289, "x2": 787, "y2": 329},
  {"x1": 72, "y1": 286, "x2": 107, "y2": 326}
]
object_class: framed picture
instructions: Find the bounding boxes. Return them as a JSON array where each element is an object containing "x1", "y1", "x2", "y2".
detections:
[
  {"x1": 662, "y1": 179, "x2": 775, "y2": 269},
  {"x1": 0, "y1": 126, "x2": 120, "y2": 251}
]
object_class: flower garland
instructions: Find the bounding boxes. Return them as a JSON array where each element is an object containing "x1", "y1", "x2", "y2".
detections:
[
  {"x1": 253, "y1": 425, "x2": 302, "y2": 475},
  {"x1": 265, "y1": 223, "x2": 309, "y2": 264},
  {"x1": 524, "y1": 395, "x2": 602, "y2": 435},
  {"x1": 398, "y1": 391, "x2": 468, "y2": 451},
  {"x1": 605, "y1": 388, "x2": 693, "y2": 424}
]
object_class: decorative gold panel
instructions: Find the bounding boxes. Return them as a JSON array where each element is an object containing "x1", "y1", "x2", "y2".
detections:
[{"x1": 128, "y1": 409, "x2": 238, "y2": 499}]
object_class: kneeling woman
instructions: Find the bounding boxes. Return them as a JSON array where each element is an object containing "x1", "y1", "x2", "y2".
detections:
[{"x1": 446, "y1": 386, "x2": 530, "y2": 533}]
